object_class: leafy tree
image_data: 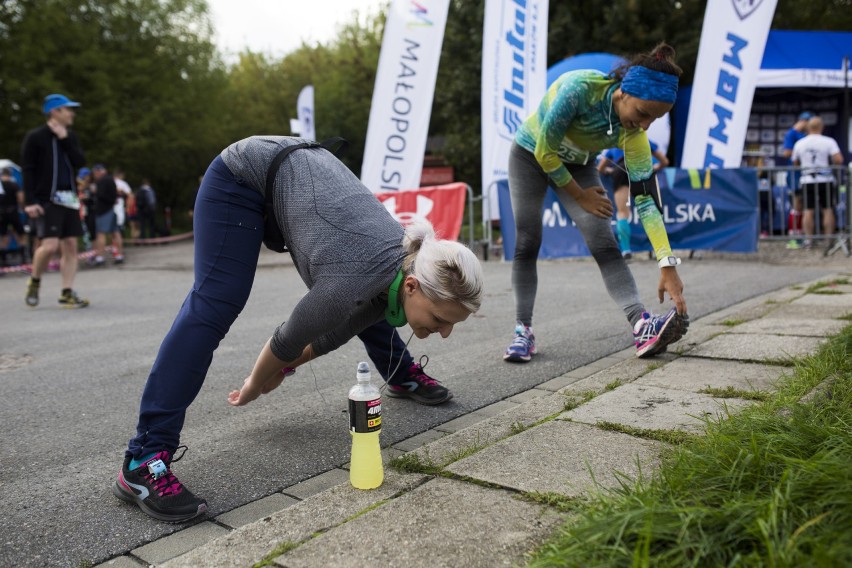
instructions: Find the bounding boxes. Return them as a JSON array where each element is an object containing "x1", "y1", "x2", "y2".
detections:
[
  {"x1": 0, "y1": 0, "x2": 228, "y2": 217},
  {"x1": 431, "y1": 0, "x2": 485, "y2": 192}
]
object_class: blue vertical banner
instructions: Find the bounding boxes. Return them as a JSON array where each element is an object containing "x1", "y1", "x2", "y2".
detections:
[
  {"x1": 499, "y1": 168, "x2": 759, "y2": 261},
  {"x1": 481, "y1": 0, "x2": 549, "y2": 221}
]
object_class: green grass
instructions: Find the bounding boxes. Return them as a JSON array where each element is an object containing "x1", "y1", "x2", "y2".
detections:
[
  {"x1": 563, "y1": 390, "x2": 598, "y2": 411},
  {"x1": 527, "y1": 323, "x2": 852, "y2": 567},
  {"x1": 721, "y1": 319, "x2": 746, "y2": 327},
  {"x1": 522, "y1": 491, "x2": 586, "y2": 513},
  {"x1": 595, "y1": 421, "x2": 696, "y2": 445},
  {"x1": 253, "y1": 541, "x2": 300, "y2": 567},
  {"x1": 389, "y1": 452, "x2": 441, "y2": 475},
  {"x1": 699, "y1": 385, "x2": 771, "y2": 401},
  {"x1": 806, "y1": 278, "x2": 849, "y2": 294}
]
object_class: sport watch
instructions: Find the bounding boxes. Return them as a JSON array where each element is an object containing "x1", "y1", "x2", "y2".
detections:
[{"x1": 658, "y1": 256, "x2": 682, "y2": 269}]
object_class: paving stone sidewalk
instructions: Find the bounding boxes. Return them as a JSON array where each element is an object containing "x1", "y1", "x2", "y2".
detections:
[{"x1": 98, "y1": 273, "x2": 851, "y2": 568}]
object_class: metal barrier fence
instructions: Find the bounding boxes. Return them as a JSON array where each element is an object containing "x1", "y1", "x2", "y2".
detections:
[{"x1": 757, "y1": 164, "x2": 850, "y2": 256}]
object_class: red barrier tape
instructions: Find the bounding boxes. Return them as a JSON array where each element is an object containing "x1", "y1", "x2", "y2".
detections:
[{"x1": 125, "y1": 232, "x2": 193, "y2": 246}]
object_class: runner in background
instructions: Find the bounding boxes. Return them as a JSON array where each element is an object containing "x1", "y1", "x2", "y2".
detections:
[{"x1": 597, "y1": 141, "x2": 669, "y2": 259}]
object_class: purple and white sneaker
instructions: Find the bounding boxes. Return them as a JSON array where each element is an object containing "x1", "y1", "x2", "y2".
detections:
[
  {"x1": 633, "y1": 308, "x2": 689, "y2": 358},
  {"x1": 503, "y1": 322, "x2": 536, "y2": 362}
]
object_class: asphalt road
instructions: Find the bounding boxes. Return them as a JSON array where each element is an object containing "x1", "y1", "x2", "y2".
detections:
[{"x1": 0, "y1": 241, "x2": 839, "y2": 567}]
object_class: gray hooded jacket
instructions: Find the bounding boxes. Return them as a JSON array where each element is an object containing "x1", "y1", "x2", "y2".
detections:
[{"x1": 221, "y1": 136, "x2": 404, "y2": 362}]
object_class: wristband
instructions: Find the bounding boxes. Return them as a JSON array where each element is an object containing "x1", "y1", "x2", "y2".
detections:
[{"x1": 658, "y1": 256, "x2": 681, "y2": 269}]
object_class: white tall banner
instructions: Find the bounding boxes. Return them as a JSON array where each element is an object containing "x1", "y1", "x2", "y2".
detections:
[
  {"x1": 361, "y1": 0, "x2": 450, "y2": 192},
  {"x1": 297, "y1": 85, "x2": 316, "y2": 141},
  {"x1": 481, "y1": 0, "x2": 548, "y2": 220},
  {"x1": 681, "y1": 0, "x2": 778, "y2": 168}
]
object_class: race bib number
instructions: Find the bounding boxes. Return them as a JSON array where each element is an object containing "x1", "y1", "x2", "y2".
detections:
[{"x1": 557, "y1": 140, "x2": 591, "y2": 165}]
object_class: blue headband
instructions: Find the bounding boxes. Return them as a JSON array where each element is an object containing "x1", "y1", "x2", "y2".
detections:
[{"x1": 621, "y1": 66, "x2": 678, "y2": 104}]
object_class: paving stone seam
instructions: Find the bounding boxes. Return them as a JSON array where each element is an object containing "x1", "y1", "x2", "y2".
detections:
[{"x1": 681, "y1": 353, "x2": 799, "y2": 366}]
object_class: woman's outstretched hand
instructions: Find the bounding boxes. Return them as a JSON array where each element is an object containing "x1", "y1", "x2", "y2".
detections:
[
  {"x1": 227, "y1": 376, "x2": 264, "y2": 407},
  {"x1": 228, "y1": 368, "x2": 292, "y2": 407},
  {"x1": 658, "y1": 267, "x2": 687, "y2": 315}
]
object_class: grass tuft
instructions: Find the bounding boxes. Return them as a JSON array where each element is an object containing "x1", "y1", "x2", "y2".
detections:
[
  {"x1": 806, "y1": 278, "x2": 849, "y2": 294},
  {"x1": 699, "y1": 385, "x2": 771, "y2": 401},
  {"x1": 253, "y1": 541, "x2": 300, "y2": 567},
  {"x1": 388, "y1": 452, "x2": 441, "y2": 475},
  {"x1": 721, "y1": 319, "x2": 746, "y2": 327},
  {"x1": 522, "y1": 491, "x2": 586, "y2": 513},
  {"x1": 563, "y1": 390, "x2": 597, "y2": 411},
  {"x1": 444, "y1": 437, "x2": 489, "y2": 463},
  {"x1": 596, "y1": 421, "x2": 695, "y2": 445}
]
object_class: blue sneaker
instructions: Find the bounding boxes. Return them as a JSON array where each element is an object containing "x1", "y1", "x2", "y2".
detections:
[
  {"x1": 503, "y1": 322, "x2": 536, "y2": 362},
  {"x1": 634, "y1": 308, "x2": 689, "y2": 358}
]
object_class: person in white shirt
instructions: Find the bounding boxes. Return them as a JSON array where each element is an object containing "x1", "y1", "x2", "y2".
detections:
[
  {"x1": 112, "y1": 169, "x2": 131, "y2": 263},
  {"x1": 791, "y1": 117, "x2": 845, "y2": 245}
]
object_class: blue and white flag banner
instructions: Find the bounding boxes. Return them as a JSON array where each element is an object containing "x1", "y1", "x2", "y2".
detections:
[
  {"x1": 498, "y1": 168, "x2": 759, "y2": 260},
  {"x1": 297, "y1": 85, "x2": 315, "y2": 142},
  {"x1": 681, "y1": 0, "x2": 778, "y2": 168},
  {"x1": 361, "y1": 0, "x2": 450, "y2": 192},
  {"x1": 481, "y1": 0, "x2": 549, "y2": 220}
]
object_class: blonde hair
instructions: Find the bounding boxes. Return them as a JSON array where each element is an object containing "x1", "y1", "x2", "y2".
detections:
[{"x1": 401, "y1": 221, "x2": 483, "y2": 313}]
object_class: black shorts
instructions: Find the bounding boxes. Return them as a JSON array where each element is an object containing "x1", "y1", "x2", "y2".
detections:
[
  {"x1": 611, "y1": 167, "x2": 629, "y2": 191},
  {"x1": 0, "y1": 208, "x2": 24, "y2": 237},
  {"x1": 35, "y1": 203, "x2": 84, "y2": 239},
  {"x1": 800, "y1": 182, "x2": 837, "y2": 209}
]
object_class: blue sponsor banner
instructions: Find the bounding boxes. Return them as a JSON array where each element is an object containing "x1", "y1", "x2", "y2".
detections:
[
  {"x1": 497, "y1": 180, "x2": 589, "y2": 260},
  {"x1": 498, "y1": 168, "x2": 758, "y2": 261}
]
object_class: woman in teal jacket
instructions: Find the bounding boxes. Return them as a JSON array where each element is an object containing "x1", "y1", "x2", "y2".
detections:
[{"x1": 504, "y1": 43, "x2": 688, "y2": 363}]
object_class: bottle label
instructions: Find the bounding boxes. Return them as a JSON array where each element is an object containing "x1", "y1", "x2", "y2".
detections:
[{"x1": 349, "y1": 398, "x2": 381, "y2": 433}]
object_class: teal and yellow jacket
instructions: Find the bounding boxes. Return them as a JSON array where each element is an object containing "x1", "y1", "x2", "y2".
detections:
[{"x1": 515, "y1": 69, "x2": 672, "y2": 261}]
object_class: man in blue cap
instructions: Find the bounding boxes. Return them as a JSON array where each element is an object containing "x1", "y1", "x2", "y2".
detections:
[{"x1": 21, "y1": 93, "x2": 90, "y2": 308}]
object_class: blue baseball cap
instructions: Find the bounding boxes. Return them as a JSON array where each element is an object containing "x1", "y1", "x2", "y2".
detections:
[
  {"x1": 43, "y1": 93, "x2": 81, "y2": 114},
  {"x1": 77, "y1": 167, "x2": 91, "y2": 179},
  {"x1": 798, "y1": 111, "x2": 814, "y2": 121}
]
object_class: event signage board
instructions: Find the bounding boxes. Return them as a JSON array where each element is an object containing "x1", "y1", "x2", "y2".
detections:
[
  {"x1": 498, "y1": 168, "x2": 759, "y2": 260},
  {"x1": 361, "y1": 0, "x2": 450, "y2": 192},
  {"x1": 481, "y1": 0, "x2": 548, "y2": 220},
  {"x1": 681, "y1": 0, "x2": 778, "y2": 168},
  {"x1": 375, "y1": 183, "x2": 467, "y2": 240}
]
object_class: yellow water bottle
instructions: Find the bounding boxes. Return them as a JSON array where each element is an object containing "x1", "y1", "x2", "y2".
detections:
[{"x1": 348, "y1": 361, "x2": 383, "y2": 489}]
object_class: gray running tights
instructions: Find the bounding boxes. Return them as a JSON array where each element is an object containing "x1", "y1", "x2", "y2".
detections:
[{"x1": 507, "y1": 142, "x2": 645, "y2": 328}]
